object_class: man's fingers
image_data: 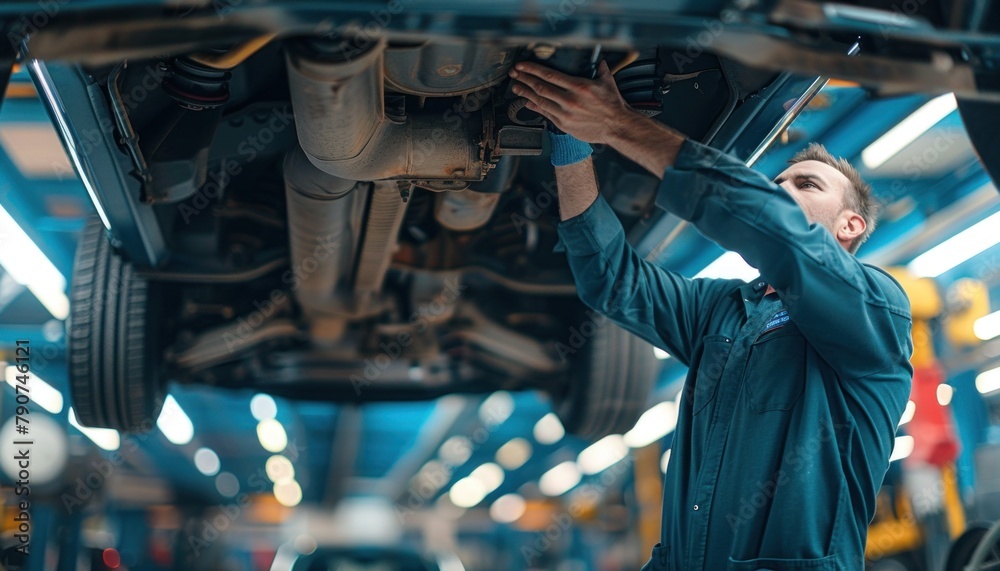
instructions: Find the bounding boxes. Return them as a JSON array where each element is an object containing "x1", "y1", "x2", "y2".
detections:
[
  {"x1": 513, "y1": 83, "x2": 579, "y2": 124},
  {"x1": 512, "y1": 61, "x2": 582, "y2": 91},
  {"x1": 513, "y1": 75, "x2": 574, "y2": 108},
  {"x1": 513, "y1": 82, "x2": 550, "y2": 109},
  {"x1": 525, "y1": 100, "x2": 567, "y2": 132},
  {"x1": 524, "y1": 98, "x2": 566, "y2": 123}
]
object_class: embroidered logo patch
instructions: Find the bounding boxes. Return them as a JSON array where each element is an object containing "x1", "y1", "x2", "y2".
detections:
[{"x1": 761, "y1": 309, "x2": 790, "y2": 335}]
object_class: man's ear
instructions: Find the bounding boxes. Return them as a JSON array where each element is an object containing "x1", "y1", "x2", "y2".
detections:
[{"x1": 837, "y1": 210, "x2": 866, "y2": 245}]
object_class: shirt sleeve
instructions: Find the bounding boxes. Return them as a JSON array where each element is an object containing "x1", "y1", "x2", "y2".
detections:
[
  {"x1": 656, "y1": 138, "x2": 913, "y2": 378},
  {"x1": 556, "y1": 193, "x2": 736, "y2": 367}
]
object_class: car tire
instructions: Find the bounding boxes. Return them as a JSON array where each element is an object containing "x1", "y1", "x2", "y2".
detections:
[
  {"x1": 944, "y1": 523, "x2": 991, "y2": 571},
  {"x1": 68, "y1": 218, "x2": 163, "y2": 432},
  {"x1": 556, "y1": 320, "x2": 659, "y2": 440}
]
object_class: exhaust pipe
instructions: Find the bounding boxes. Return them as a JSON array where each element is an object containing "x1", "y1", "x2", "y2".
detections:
[
  {"x1": 286, "y1": 37, "x2": 485, "y2": 183},
  {"x1": 283, "y1": 145, "x2": 367, "y2": 339}
]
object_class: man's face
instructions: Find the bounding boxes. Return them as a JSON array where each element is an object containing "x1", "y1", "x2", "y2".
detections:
[{"x1": 773, "y1": 159, "x2": 862, "y2": 248}]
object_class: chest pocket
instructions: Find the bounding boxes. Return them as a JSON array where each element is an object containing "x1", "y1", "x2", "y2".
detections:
[
  {"x1": 690, "y1": 335, "x2": 732, "y2": 415},
  {"x1": 745, "y1": 321, "x2": 807, "y2": 412}
]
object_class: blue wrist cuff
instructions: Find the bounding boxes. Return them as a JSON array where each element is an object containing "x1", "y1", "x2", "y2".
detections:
[{"x1": 549, "y1": 132, "x2": 593, "y2": 167}]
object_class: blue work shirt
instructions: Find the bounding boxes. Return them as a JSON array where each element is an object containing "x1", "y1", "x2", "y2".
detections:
[{"x1": 556, "y1": 139, "x2": 913, "y2": 571}]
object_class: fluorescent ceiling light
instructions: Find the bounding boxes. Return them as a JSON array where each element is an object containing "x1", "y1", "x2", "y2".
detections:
[
  {"x1": 899, "y1": 400, "x2": 916, "y2": 426},
  {"x1": 654, "y1": 348, "x2": 671, "y2": 360},
  {"x1": 975, "y1": 310, "x2": 1000, "y2": 341},
  {"x1": 68, "y1": 407, "x2": 120, "y2": 451},
  {"x1": 479, "y1": 391, "x2": 514, "y2": 427},
  {"x1": 469, "y1": 462, "x2": 505, "y2": 493},
  {"x1": 539, "y1": 461, "x2": 581, "y2": 496},
  {"x1": 0, "y1": 205, "x2": 69, "y2": 319},
  {"x1": 577, "y1": 434, "x2": 629, "y2": 475},
  {"x1": 976, "y1": 366, "x2": 1000, "y2": 395},
  {"x1": 449, "y1": 477, "x2": 487, "y2": 508},
  {"x1": 495, "y1": 437, "x2": 532, "y2": 471},
  {"x1": 936, "y1": 384, "x2": 954, "y2": 406},
  {"x1": 193, "y1": 447, "x2": 220, "y2": 476},
  {"x1": 215, "y1": 471, "x2": 240, "y2": 497},
  {"x1": 889, "y1": 435, "x2": 914, "y2": 462},
  {"x1": 439, "y1": 435, "x2": 473, "y2": 466},
  {"x1": 624, "y1": 401, "x2": 678, "y2": 448},
  {"x1": 533, "y1": 413, "x2": 565, "y2": 445},
  {"x1": 5, "y1": 365, "x2": 63, "y2": 414},
  {"x1": 907, "y1": 211, "x2": 1000, "y2": 277},
  {"x1": 256, "y1": 418, "x2": 288, "y2": 453},
  {"x1": 157, "y1": 395, "x2": 194, "y2": 446},
  {"x1": 695, "y1": 251, "x2": 760, "y2": 281},
  {"x1": 489, "y1": 493, "x2": 526, "y2": 524},
  {"x1": 250, "y1": 393, "x2": 277, "y2": 421},
  {"x1": 861, "y1": 93, "x2": 957, "y2": 169},
  {"x1": 415, "y1": 460, "x2": 447, "y2": 492},
  {"x1": 273, "y1": 479, "x2": 302, "y2": 507},
  {"x1": 266, "y1": 455, "x2": 295, "y2": 484}
]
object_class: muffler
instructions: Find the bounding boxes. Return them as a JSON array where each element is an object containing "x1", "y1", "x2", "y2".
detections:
[{"x1": 286, "y1": 37, "x2": 485, "y2": 183}]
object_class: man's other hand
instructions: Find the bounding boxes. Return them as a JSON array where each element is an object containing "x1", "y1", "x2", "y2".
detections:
[{"x1": 509, "y1": 60, "x2": 636, "y2": 145}]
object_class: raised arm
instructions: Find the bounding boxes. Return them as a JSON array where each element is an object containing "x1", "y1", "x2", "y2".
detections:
[
  {"x1": 647, "y1": 138, "x2": 913, "y2": 377},
  {"x1": 511, "y1": 60, "x2": 913, "y2": 379},
  {"x1": 553, "y1": 156, "x2": 734, "y2": 367}
]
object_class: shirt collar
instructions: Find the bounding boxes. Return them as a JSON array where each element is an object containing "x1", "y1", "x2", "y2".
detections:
[{"x1": 736, "y1": 279, "x2": 770, "y2": 316}]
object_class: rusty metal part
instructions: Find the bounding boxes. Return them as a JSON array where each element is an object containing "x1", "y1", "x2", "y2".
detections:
[
  {"x1": 173, "y1": 318, "x2": 300, "y2": 371},
  {"x1": 187, "y1": 33, "x2": 280, "y2": 69},
  {"x1": 494, "y1": 125, "x2": 545, "y2": 156},
  {"x1": 383, "y1": 40, "x2": 517, "y2": 96},
  {"x1": 108, "y1": 61, "x2": 152, "y2": 185},
  {"x1": 433, "y1": 156, "x2": 515, "y2": 230},
  {"x1": 285, "y1": 37, "x2": 486, "y2": 181},
  {"x1": 283, "y1": 145, "x2": 368, "y2": 320},
  {"x1": 435, "y1": 191, "x2": 501, "y2": 231},
  {"x1": 353, "y1": 182, "x2": 410, "y2": 298}
]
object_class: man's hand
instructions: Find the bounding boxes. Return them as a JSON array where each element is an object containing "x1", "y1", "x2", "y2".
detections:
[
  {"x1": 509, "y1": 60, "x2": 634, "y2": 145},
  {"x1": 509, "y1": 60, "x2": 687, "y2": 178}
]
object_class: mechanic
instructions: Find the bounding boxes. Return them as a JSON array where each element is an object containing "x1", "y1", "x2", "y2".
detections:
[{"x1": 509, "y1": 60, "x2": 914, "y2": 571}]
